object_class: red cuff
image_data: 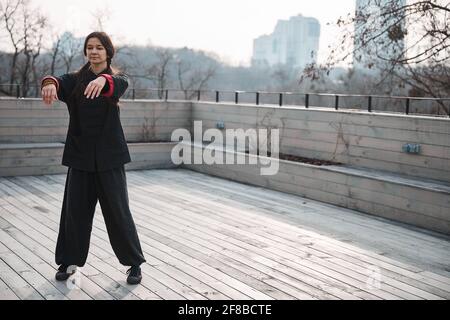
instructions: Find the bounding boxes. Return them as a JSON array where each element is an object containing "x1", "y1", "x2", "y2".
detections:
[
  {"x1": 41, "y1": 76, "x2": 59, "y2": 91},
  {"x1": 99, "y1": 74, "x2": 114, "y2": 97}
]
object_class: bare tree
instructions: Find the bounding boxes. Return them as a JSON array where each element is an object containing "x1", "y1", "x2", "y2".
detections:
[
  {"x1": 19, "y1": 0, "x2": 47, "y2": 97},
  {"x1": 0, "y1": 0, "x2": 48, "y2": 97},
  {"x1": 121, "y1": 47, "x2": 171, "y2": 99},
  {"x1": 175, "y1": 57, "x2": 217, "y2": 100},
  {"x1": 153, "y1": 48, "x2": 173, "y2": 98},
  {"x1": 320, "y1": 0, "x2": 449, "y2": 68},
  {"x1": 270, "y1": 64, "x2": 296, "y2": 91},
  {"x1": 301, "y1": 0, "x2": 450, "y2": 115},
  {"x1": 48, "y1": 32, "x2": 62, "y2": 75},
  {"x1": 59, "y1": 32, "x2": 83, "y2": 73},
  {"x1": 0, "y1": 0, "x2": 24, "y2": 95}
]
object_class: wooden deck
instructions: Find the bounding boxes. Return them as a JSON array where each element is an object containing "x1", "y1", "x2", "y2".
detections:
[{"x1": 0, "y1": 168, "x2": 449, "y2": 300}]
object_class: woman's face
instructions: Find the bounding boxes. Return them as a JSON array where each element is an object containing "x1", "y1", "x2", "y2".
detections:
[{"x1": 86, "y1": 37, "x2": 108, "y2": 66}]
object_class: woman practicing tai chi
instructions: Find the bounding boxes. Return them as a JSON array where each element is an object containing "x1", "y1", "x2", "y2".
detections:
[{"x1": 41, "y1": 31, "x2": 146, "y2": 285}]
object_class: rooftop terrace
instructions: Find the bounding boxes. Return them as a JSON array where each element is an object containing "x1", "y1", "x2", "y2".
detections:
[
  {"x1": 1, "y1": 168, "x2": 450, "y2": 300},
  {"x1": 0, "y1": 98, "x2": 449, "y2": 300}
]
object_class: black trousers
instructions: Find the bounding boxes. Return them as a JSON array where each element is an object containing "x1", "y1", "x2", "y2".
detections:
[{"x1": 55, "y1": 165, "x2": 146, "y2": 267}]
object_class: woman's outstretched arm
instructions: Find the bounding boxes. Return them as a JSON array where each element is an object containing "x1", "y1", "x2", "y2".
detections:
[
  {"x1": 98, "y1": 73, "x2": 129, "y2": 100},
  {"x1": 41, "y1": 73, "x2": 77, "y2": 105}
]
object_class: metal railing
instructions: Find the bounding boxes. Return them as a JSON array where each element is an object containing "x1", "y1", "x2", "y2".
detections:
[
  {"x1": 1, "y1": 84, "x2": 449, "y2": 117},
  {"x1": 125, "y1": 88, "x2": 450, "y2": 117}
]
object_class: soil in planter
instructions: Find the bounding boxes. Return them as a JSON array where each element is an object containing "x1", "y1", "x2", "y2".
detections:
[
  {"x1": 142, "y1": 140, "x2": 172, "y2": 143},
  {"x1": 244, "y1": 150, "x2": 341, "y2": 166}
]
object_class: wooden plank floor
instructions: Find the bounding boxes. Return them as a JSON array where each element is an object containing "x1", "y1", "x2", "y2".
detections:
[{"x1": 0, "y1": 168, "x2": 449, "y2": 300}]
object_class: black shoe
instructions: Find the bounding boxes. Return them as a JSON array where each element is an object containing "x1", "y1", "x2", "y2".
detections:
[
  {"x1": 126, "y1": 266, "x2": 142, "y2": 285},
  {"x1": 55, "y1": 264, "x2": 76, "y2": 281}
]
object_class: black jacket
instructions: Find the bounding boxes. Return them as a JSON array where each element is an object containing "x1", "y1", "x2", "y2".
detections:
[{"x1": 49, "y1": 68, "x2": 131, "y2": 172}]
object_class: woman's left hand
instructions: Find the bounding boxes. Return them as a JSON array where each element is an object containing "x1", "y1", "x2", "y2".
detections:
[{"x1": 84, "y1": 76, "x2": 107, "y2": 99}]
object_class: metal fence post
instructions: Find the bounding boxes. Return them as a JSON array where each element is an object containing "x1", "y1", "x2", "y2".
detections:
[
  {"x1": 235, "y1": 91, "x2": 239, "y2": 104},
  {"x1": 335, "y1": 95, "x2": 339, "y2": 110},
  {"x1": 305, "y1": 93, "x2": 309, "y2": 108},
  {"x1": 405, "y1": 98, "x2": 410, "y2": 115},
  {"x1": 279, "y1": 93, "x2": 283, "y2": 107},
  {"x1": 216, "y1": 91, "x2": 219, "y2": 103},
  {"x1": 256, "y1": 92, "x2": 260, "y2": 105},
  {"x1": 368, "y1": 96, "x2": 372, "y2": 112}
]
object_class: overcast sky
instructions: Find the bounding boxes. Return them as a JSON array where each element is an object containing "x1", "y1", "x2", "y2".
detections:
[{"x1": 36, "y1": 0, "x2": 355, "y2": 66}]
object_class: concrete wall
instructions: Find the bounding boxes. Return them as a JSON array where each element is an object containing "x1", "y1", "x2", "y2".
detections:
[
  {"x1": 1, "y1": 98, "x2": 448, "y2": 183},
  {"x1": 0, "y1": 98, "x2": 192, "y2": 144},
  {"x1": 183, "y1": 143, "x2": 450, "y2": 235},
  {"x1": 192, "y1": 102, "x2": 450, "y2": 183}
]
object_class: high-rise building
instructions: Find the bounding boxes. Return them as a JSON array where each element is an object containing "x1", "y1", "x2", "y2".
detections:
[
  {"x1": 353, "y1": 0, "x2": 406, "y2": 70},
  {"x1": 252, "y1": 14, "x2": 320, "y2": 69}
]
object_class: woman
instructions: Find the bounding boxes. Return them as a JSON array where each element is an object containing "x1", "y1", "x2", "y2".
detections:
[{"x1": 41, "y1": 31, "x2": 146, "y2": 285}]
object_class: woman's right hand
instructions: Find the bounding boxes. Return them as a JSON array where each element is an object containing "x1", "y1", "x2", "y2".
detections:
[{"x1": 41, "y1": 84, "x2": 58, "y2": 105}]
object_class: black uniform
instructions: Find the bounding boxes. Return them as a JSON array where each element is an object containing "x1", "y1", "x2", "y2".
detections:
[
  {"x1": 47, "y1": 68, "x2": 146, "y2": 268},
  {"x1": 55, "y1": 69, "x2": 131, "y2": 172}
]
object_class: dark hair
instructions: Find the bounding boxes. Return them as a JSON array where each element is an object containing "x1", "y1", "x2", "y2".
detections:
[{"x1": 68, "y1": 31, "x2": 121, "y2": 106}]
